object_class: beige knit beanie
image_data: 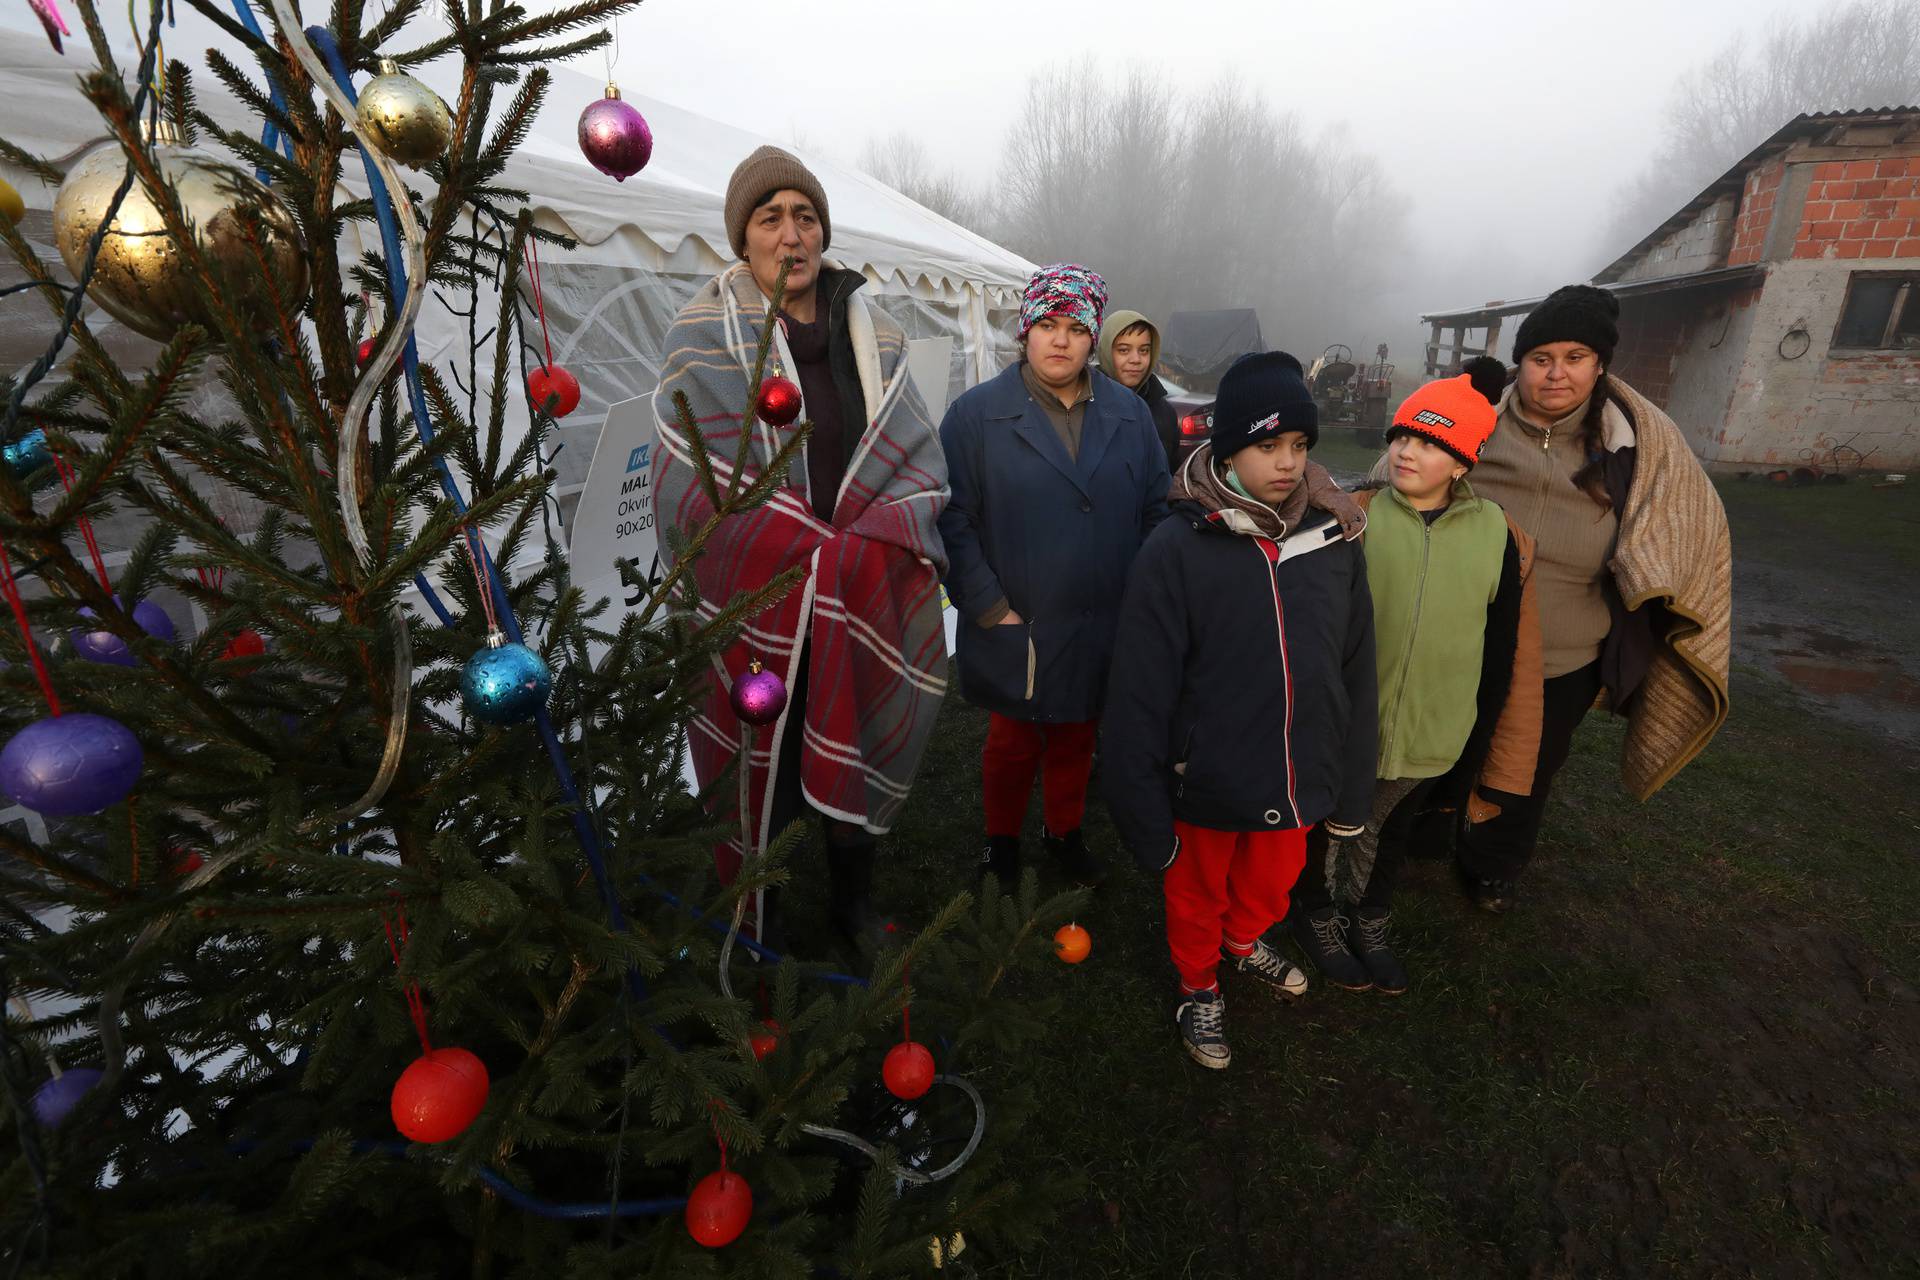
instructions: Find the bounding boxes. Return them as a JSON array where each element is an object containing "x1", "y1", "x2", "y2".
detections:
[{"x1": 724, "y1": 145, "x2": 832, "y2": 259}]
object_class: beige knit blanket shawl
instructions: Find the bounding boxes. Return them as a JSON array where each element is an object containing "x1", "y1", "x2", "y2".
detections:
[{"x1": 1607, "y1": 377, "x2": 1732, "y2": 799}]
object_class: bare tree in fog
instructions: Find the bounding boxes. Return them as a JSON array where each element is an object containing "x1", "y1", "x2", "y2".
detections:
[
  {"x1": 859, "y1": 132, "x2": 987, "y2": 232},
  {"x1": 1606, "y1": 0, "x2": 1920, "y2": 256},
  {"x1": 1000, "y1": 63, "x2": 1409, "y2": 359}
]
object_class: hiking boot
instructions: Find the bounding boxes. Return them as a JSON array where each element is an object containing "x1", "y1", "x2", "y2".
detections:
[
  {"x1": 979, "y1": 836, "x2": 1021, "y2": 893},
  {"x1": 1175, "y1": 986, "x2": 1230, "y2": 1069},
  {"x1": 1041, "y1": 826, "x2": 1108, "y2": 887},
  {"x1": 1287, "y1": 907, "x2": 1372, "y2": 991},
  {"x1": 1465, "y1": 874, "x2": 1516, "y2": 914},
  {"x1": 1352, "y1": 911, "x2": 1408, "y2": 995},
  {"x1": 1223, "y1": 937, "x2": 1310, "y2": 999}
]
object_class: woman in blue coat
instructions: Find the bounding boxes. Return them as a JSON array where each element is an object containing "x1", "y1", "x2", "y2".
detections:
[{"x1": 937, "y1": 264, "x2": 1172, "y2": 890}]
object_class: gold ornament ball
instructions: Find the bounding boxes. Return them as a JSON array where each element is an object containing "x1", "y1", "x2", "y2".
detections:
[
  {"x1": 52, "y1": 126, "x2": 308, "y2": 342},
  {"x1": 356, "y1": 59, "x2": 452, "y2": 169},
  {"x1": 0, "y1": 176, "x2": 24, "y2": 228}
]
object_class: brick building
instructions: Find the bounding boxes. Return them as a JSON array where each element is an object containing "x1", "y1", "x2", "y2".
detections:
[{"x1": 1419, "y1": 108, "x2": 1920, "y2": 472}]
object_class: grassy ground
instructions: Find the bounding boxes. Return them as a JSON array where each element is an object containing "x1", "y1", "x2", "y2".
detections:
[{"x1": 865, "y1": 484, "x2": 1920, "y2": 1278}]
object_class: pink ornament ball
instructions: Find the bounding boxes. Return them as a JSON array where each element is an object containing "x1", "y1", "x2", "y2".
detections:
[
  {"x1": 578, "y1": 88, "x2": 653, "y2": 182},
  {"x1": 526, "y1": 364, "x2": 581, "y2": 418},
  {"x1": 882, "y1": 1039, "x2": 935, "y2": 1101},
  {"x1": 685, "y1": 1168, "x2": 753, "y2": 1247},
  {"x1": 390, "y1": 1047, "x2": 489, "y2": 1144},
  {"x1": 729, "y1": 664, "x2": 787, "y2": 727}
]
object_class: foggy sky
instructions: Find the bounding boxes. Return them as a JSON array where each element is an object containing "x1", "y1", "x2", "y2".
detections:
[{"x1": 611, "y1": 0, "x2": 1854, "y2": 318}]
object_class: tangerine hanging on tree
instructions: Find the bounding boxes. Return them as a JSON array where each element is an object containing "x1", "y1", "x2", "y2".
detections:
[
  {"x1": 882, "y1": 1039, "x2": 935, "y2": 1101},
  {"x1": 686, "y1": 1167, "x2": 753, "y2": 1247},
  {"x1": 577, "y1": 82, "x2": 652, "y2": 181},
  {"x1": 391, "y1": 1047, "x2": 490, "y2": 1144},
  {"x1": 755, "y1": 374, "x2": 802, "y2": 427},
  {"x1": 526, "y1": 363, "x2": 580, "y2": 417},
  {"x1": 1053, "y1": 922, "x2": 1092, "y2": 964},
  {"x1": 222, "y1": 628, "x2": 267, "y2": 664}
]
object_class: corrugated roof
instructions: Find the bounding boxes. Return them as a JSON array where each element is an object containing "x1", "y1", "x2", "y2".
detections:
[
  {"x1": 1592, "y1": 107, "x2": 1920, "y2": 284},
  {"x1": 1419, "y1": 264, "x2": 1765, "y2": 328}
]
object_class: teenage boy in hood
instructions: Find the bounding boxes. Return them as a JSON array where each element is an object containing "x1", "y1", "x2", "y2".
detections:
[
  {"x1": 1102, "y1": 350, "x2": 1375, "y2": 1070},
  {"x1": 1099, "y1": 310, "x2": 1179, "y2": 469}
]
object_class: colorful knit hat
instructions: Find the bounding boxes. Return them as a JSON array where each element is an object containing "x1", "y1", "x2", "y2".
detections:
[
  {"x1": 1386, "y1": 357, "x2": 1507, "y2": 467},
  {"x1": 1018, "y1": 264, "x2": 1108, "y2": 342}
]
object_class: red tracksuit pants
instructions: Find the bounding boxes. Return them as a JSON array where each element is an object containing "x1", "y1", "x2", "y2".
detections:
[
  {"x1": 981, "y1": 713, "x2": 1099, "y2": 837},
  {"x1": 1163, "y1": 820, "x2": 1309, "y2": 992}
]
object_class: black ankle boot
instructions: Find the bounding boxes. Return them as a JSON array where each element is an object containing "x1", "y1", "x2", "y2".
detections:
[
  {"x1": 827, "y1": 840, "x2": 891, "y2": 959},
  {"x1": 980, "y1": 835, "x2": 1021, "y2": 892},
  {"x1": 1041, "y1": 827, "x2": 1108, "y2": 887}
]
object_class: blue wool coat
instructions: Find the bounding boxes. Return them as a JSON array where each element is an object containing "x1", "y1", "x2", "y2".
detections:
[{"x1": 937, "y1": 363, "x2": 1172, "y2": 723}]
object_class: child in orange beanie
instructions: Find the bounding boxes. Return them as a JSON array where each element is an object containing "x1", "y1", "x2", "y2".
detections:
[{"x1": 1288, "y1": 358, "x2": 1544, "y2": 993}]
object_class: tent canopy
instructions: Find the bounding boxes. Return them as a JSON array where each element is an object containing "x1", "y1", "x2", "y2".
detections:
[
  {"x1": 1160, "y1": 309, "x2": 1265, "y2": 389},
  {"x1": 1, "y1": 14, "x2": 1034, "y2": 506}
]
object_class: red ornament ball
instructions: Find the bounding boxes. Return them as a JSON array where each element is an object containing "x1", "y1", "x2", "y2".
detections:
[
  {"x1": 882, "y1": 1039, "x2": 935, "y2": 1101},
  {"x1": 527, "y1": 364, "x2": 581, "y2": 418},
  {"x1": 1053, "y1": 922, "x2": 1092, "y2": 964},
  {"x1": 729, "y1": 662, "x2": 788, "y2": 727},
  {"x1": 222, "y1": 628, "x2": 266, "y2": 663},
  {"x1": 755, "y1": 376, "x2": 802, "y2": 427},
  {"x1": 390, "y1": 1047, "x2": 489, "y2": 1144},
  {"x1": 168, "y1": 844, "x2": 205, "y2": 876},
  {"x1": 685, "y1": 1168, "x2": 753, "y2": 1248},
  {"x1": 356, "y1": 336, "x2": 377, "y2": 367},
  {"x1": 749, "y1": 1019, "x2": 781, "y2": 1061}
]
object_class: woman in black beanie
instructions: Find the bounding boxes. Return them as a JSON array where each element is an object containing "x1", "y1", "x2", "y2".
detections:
[{"x1": 1443, "y1": 285, "x2": 1733, "y2": 913}]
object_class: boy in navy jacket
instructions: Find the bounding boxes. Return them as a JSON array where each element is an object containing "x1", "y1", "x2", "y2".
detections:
[{"x1": 1103, "y1": 351, "x2": 1375, "y2": 1070}]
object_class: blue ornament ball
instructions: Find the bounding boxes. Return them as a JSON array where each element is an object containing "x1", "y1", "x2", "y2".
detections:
[
  {"x1": 460, "y1": 637, "x2": 551, "y2": 726},
  {"x1": 71, "y1": 597, "x2": 176, "y2": 666},
  {"x1": 0, "y1": 713, "x2": 144, "y2": 815},
  {"x1": 31, "y1": 1066, "x2": 104, "y2": 1128},
  {"x1": 3, "y1": 428, "x2": 53, "y2": 482}
]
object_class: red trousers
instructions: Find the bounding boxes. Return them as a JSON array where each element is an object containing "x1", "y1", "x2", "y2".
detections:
[
  {"x1": 1163, "y1": 820, "x2": 1308, "y2": 991},
  {"x1": 981, "y1": 713, "x2": 1098, "y2": 837}
]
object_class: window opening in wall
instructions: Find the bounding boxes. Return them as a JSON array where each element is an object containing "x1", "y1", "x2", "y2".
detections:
[{"x1": 1832, "y1": 273, "x2": 1920, "y2": 350}]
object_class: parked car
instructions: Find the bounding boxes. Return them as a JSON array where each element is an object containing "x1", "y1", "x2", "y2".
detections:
[{"x1": 1160, "y1": 376, "x2": 1213, "y2": 465}]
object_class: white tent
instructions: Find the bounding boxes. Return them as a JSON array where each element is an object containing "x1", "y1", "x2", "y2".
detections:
[{"x1": 0, "y1": 11, "x2": 1033, "y2": 522}]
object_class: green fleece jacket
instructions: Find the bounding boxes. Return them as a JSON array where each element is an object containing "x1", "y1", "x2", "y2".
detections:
[{"x1": 1365, "y1": 480, "x2": 1510, "y2": 780}]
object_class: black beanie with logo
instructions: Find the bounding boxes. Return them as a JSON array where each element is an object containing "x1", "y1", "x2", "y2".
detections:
[{"x1": 1209, "y1": 350, "x2": 1318, "y2": 459}]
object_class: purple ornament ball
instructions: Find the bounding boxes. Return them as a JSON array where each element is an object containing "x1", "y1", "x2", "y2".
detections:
[
  {"x1": 730, "y1": 665, "x2": 787, "y2": 727},
  {"x1": 578, "y1": 87, "x2": 653, "y2": 182},
  {"x1": 70, "y1": 596, "x2": 175, "y2": 666},
  {"x1": 31, "y1": 1066, "x2": 104, "y2": 1128},
  {"x1": 0, "y1": 713, "x2": 144, "y2": 815}
]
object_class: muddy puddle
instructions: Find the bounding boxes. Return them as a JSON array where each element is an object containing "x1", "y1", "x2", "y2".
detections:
[{"x1": 1742, "y1": 619, "x2": 1920, "y2": 736}]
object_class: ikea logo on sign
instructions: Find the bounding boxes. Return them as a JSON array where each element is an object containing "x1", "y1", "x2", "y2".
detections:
[{"x1": 626, "y1": 443, "x2": 650, "y2": 474}]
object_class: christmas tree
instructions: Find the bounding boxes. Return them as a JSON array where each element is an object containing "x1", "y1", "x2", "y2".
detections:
[{"x1": 0, "y1": 0, "x2": 1082, "y2": 1272}]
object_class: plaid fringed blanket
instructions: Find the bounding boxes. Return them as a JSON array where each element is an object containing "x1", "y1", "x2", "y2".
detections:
[{"x1": 652, "y1": 264, "x2": 948, "y2": 878}]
